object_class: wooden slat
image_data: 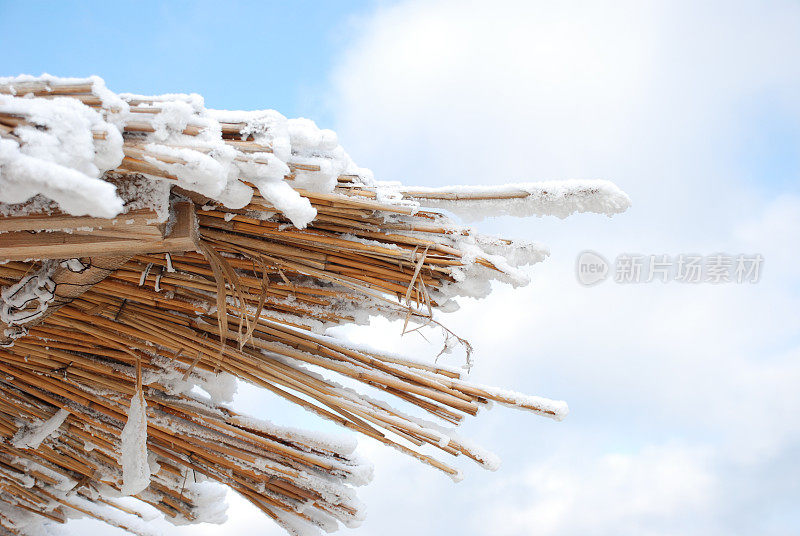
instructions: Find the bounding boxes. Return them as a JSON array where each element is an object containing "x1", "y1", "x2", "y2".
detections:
[
  {"x1": 0, "y1": 208, "x2": 161, "y2": 233},
  {"x1": 0, "y1": 203, "x2": 197, "y2": 261}
]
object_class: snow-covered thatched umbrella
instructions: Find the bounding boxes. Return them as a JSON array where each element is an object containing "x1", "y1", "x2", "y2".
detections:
[{"x1": 0, "y1": 75, "x2": 629, "y2": 535}]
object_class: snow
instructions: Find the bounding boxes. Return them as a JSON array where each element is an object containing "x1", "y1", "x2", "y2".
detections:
[
  {"x1": 149, "y1": 100, "x2": 196, "y2": 141},
  {"x1": 472, "y1": 234, "x2": 550, "y2": 267},
  {"x1": 460, "y1": 381, "x2": 570, "y2": 421},
  {"x1": 0, "y1": 261, "x2": 56, "y2": 325},
  {"x1": 0, "y1": 92, "x2": 125, "y2": 217},
  {"x1": 0, "y1": 137, "x2": 123, "y2": 218},
  {"x1": 273, "y1": 508, "x2": 326, "y2": 536},
  {"x1": 0, "y1": 75, "x2": 373, "y2": 226},
  {"x1": 62, "y1": 494, "x2": 163, "y2": 536},
  {"x1": 0, "y1": 73, "x2": 128, "y2": 113},
  {"x1": 256, "y1": 180, "x2": 317, "y2": 228},
  {"x1": 230, "y1": 414, "x2": 359, "y2": 458},
  {"x1": 0, "y1": 75, "x2": 628, "y2": 235},
  {"x1": 59, "y1": 258, "x2": 88, "y2": 272},
  {"x1": 164, "y1": 252, "x2": 175, "y2": 272},
  {"x1": 397, "y1": 179, "x2": 631, "y2": 221},
  {"x1": 450, "y1": 469, "x2": 465, "y2": 483},
  {"x1": 197, "y1": 371, "x2": 238, "y2": 405},
  {"x1": 183, "y1": 481, "x2": 228, "y2": 524},
  {"x1": 143, "y1": 143, "x2": 242, "y2": 206},
  {"x1": 447, "y1": 431, "x2": 502, "y2": 471},
  {"x1": 0, "y1": 502, "x2": 61, "y2": 536},
  {"x1": 0, "y1": 74, "x2": 633, "y2": 536},
  {"x1": 120, "y1": 390, "x2": 151, "y2": 495},
  {"x1": 11, "y1": 408, "x2": 69, "y2": 449}
]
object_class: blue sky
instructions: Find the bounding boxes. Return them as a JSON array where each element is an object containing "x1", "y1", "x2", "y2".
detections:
[
  {"x1": 2, "y1": 0, "x2": 797, "y2": 197},
  {"x1": 0, "y1": 0, "x2": 377, "y2": 123},
  {"x1": 2, "y1": 1, "x2": 800, "y2": 535}
]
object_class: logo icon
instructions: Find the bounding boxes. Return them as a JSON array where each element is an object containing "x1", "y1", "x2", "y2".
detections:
[{"x1": 576, "y1": 250, "x2": 609, "y2": 286}]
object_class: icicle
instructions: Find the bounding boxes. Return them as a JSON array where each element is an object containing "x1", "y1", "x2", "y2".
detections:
[
  {"x1": 165, "y1": 252, "x2": 175, "y2": 273},
  {"x1": 120, "y1": 362, "x2": 151, "y2": 495},
  {"x1": 11, "y1": 408, "x2": 69, "y2": 449}
]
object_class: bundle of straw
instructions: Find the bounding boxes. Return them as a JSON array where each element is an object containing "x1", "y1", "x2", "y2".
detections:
[{"x1": 0, "y1": 75, "x2": 628, "y2": 535}]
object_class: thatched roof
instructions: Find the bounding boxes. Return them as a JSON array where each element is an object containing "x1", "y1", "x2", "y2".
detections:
[{"x1": 0, "y1": 75, "x2": 629, "y2": 535}]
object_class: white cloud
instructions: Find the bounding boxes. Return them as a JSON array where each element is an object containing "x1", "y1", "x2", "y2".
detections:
[
  {"x1": 332, "y1": 0, "x2": 800, "y2": 240},
  {"x1": 476, "y1": 444, "x2": 716, "y2": 536},
  {"x1": 317, "y1": 193, "x2": 800, "y2": 536},
  {"x1": 321, "y1": 1, "x2": 800, "y2": 535}
]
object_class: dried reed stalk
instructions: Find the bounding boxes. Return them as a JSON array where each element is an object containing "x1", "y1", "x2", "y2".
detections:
[{"x1": 0, "y1": 78, "x2": 568, "y2": 535}]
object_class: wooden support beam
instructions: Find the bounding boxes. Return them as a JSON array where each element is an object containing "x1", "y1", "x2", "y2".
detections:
[
  {"x1": 0, "y1": 208, "x2": 160, "y2": 234},
  {"x1": 0, "y1": 203, "x2": 197, "y2": 261}
]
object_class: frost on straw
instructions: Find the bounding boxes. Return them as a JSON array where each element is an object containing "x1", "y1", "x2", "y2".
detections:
[{"x1": 0, "y1": 74, "x2": 629, "y2": 536}]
